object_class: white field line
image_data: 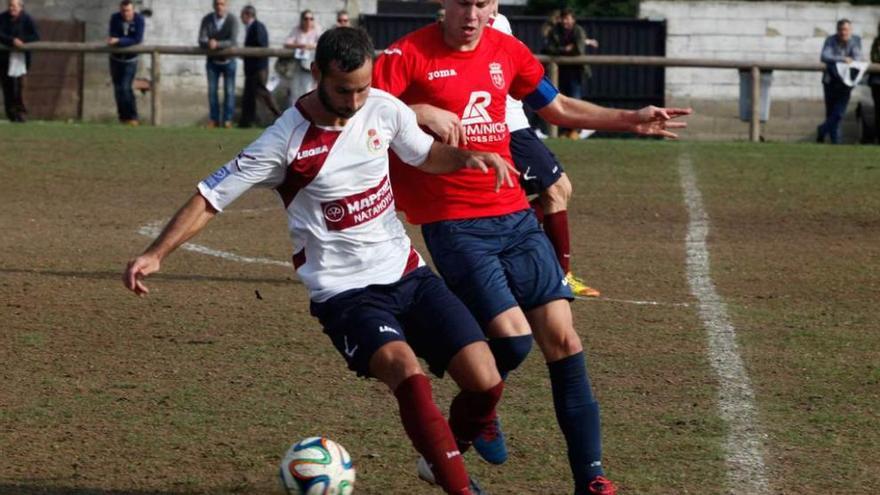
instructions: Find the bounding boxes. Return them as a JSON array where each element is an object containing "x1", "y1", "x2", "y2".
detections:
[
  {"x1": 137, "y1": 221, "x2": 292, "y2": 268},
  {"x1": 678, "y1": 155, "x2": 770, "y2": 495},
  {"x1": 574, "y1": 295, "x2": 690, "y2": 307}
]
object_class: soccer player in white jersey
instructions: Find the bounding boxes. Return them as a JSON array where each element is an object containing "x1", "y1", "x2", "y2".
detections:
[
  {"x1": 122, "y1": 28, "x2": 519, "y2": 495},
  {"x1": 489, "y1": 8, "x2": 600, "y2": 298}
]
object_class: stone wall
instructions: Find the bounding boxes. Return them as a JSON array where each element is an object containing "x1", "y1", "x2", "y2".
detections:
[
  {"x1": 18, "y1": 0, "x2": 377, "y2": 124},
  {"x1": 640, "y1": 1, "x2": 880, "y2": 142}
]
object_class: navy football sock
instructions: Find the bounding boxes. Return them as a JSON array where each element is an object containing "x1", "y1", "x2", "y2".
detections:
[
  {"x1": 488, "y1": 335, "x2": 533, "y2": 381},
  {"x1": 547, "y1": 352, "x2": 604, "y2": 489}
]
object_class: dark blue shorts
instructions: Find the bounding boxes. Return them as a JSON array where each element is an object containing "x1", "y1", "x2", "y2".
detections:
[
  {"x1": 509, "y1": 128, "x2": 564, "y2": 196},
  {"x1": 309, "y1": 267, "x2": 486, "y2": 378},
  {"x1": 421, "y1": 210, "x2": 573, "y2": 328}
]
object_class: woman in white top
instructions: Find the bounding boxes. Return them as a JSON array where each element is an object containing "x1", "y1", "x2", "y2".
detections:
[{"x1": 283, "y1": 10, "x2": 322, "y2": 106}]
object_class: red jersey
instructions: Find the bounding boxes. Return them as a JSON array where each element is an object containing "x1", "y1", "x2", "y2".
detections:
[{"x1": 373, "y1": 23, "x2": 545, "y2": 225}]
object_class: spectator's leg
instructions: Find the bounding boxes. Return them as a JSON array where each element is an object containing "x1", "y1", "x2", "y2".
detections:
[
  {"x1": 122, "y1": 61, "x2": 138, "y2": 122},
  {"x1": 110, "y1": 59, "x2": 125, "y2": 121},
  {"x1": 256, "y1": 68, "x2": 282, "y2": 117},
  {"x1": 818, "y1": 82, "x2": 832, "y2": 141},
  {"x1": 872, "y1": 85, "x2": 880, "y2": 145},
  {"x1": 828, "y1": 85, "x2": 852, "y2": 145},
  {"x1": 2, "y1": 73, "x2": 16, "y2": 121},
  {"x1": 223, "y1": 60, "x2": 237, "y2": 125},
  {"x1": 206, "y1": 61, "x2": 220, "y2": 124},
  {"x1": 11, "y1": 76, "x2": 25, "y2": 121},
  {"x1": 240, "y1": 71, "x2": 256, "y2": 127}
]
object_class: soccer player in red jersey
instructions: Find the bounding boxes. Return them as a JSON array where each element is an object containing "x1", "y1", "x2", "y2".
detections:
[{"x1": 373, "y1": 2, "x2": 691, "y2": 493}]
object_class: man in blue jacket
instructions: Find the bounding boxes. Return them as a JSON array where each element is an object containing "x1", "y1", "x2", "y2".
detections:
[
  {"x1": 107, "y1": 0, "x2": 144, "y2": 125},
  {"x1": 238, "y1": 4, "x2": 280, "y2": 128},
  {"x1": 817, "y1": 19, "x2": 863, "y2": 144},
  {"x1": 0, "y1": 0, "x2": 40, "y2": 123}
]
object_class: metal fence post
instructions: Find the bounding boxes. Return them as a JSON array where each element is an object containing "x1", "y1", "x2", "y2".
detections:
[
  {"x1": 151, "y1": 50, "x2": 161, "y2": 126},
  {"x1": 548, "y1": 61, "x2": 559, "y2": 138},
  {"x1": 750, "y1": 65, "x2": 760, "y2": 142}
]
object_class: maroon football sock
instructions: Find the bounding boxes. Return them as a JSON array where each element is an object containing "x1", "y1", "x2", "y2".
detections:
[
  {"x1": 543, "y1": 210, "x2": 571, "y2": 273},
  {"x1": 530, "y1": 197, "x2": 545, "y2": 223},
  {"x1": 394, "y1": 374, "x2": 471, "y2": 494},
  {"x1": 449, "y1": 381, "x2": 504, "y2": 442}
]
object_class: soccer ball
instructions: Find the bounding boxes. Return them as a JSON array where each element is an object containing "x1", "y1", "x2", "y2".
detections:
[{"x1": 279, "y1": 436, "x2": 355, "y2": 495}]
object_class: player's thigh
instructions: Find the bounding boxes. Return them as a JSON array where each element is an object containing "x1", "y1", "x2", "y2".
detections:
[
  {"x1": 310, "y1": 290, "x2": 409, "y2": 380},
  {"x1": 421, "y1": 221, "x2": 519, "y2": 327},
  {"x1": 499, "y1": 211, "x2": 573, "y2": 310},
  {"x1": 540, "y1": 173, "x2": 572, "y2": 214},
  {"x1": 446, "y1": 341, "x2": 501, "y2": 392},
  {"x1": 401, "y1": 268, "x2": 491, "y2": 380},
  {"x1": 368, "y1": 341, "x2": 425, "y2": 391},
  {"x1": 509, "y1": 128, "x2": 565, "y2": 197}
]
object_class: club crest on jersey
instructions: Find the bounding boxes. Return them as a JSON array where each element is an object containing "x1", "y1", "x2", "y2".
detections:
[
  {"x1": 489, "y1": 62, "x2": 505, "y2": 90},
  {"x1": 367, "y1": 129, "x2": 384, "y2": 154}
]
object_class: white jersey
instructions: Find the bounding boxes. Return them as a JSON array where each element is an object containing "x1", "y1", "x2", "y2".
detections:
[
  {"x1": 197, "y1": 88, "x2": 434, "y2": 302},
  {"x1": 490, "y1": 13, "x2": 532, "y2": 132}
]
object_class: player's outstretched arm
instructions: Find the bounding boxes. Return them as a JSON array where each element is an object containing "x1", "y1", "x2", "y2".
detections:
[
  {"x1": 123, "y1": 193, "x2": 217, "y2": 296},
  {"x1": 419, "y1": 143, "x2": 518, "y2": 192},
  {"x1": 537, "y1": 94, "x2": 692, "y2": 139}
]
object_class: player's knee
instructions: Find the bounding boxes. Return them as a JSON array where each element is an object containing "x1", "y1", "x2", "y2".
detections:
[
  {"x1": 543, "y1": 174, "x2": 572, "y2": 209},
  {"x1": 370, "y1": 342, "x2": 423, "y2": 389},
  {"x1": 448, "y1": 341, "x2": 502, "y2": 391},
  {"x1": 535, "y1": 327, "x2": 583, "y2": 362},
  {"x1": 488, "y1": 335, "x2": 534, "y2": 379}
]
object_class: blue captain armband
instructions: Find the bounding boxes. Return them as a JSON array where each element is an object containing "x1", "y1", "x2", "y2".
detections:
[{"x1": 522, "y1": 77, "x2": 559, "y2": 110}]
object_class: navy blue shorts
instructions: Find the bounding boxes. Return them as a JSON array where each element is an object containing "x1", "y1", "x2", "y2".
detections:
[
  {"x1": 309, "y1": 267, "x2": 486, "y2": 378},
  {"x1": 421, "y1": 210, "x2": 573, "y2": 328},
  {"x1": 509, "y1": 128, "x2": 564, "y2": 196}
]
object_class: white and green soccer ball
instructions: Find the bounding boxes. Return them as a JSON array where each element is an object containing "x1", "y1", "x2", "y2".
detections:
[{"x1": 279, "y1": 436, "x2": 355, "y2": 495}]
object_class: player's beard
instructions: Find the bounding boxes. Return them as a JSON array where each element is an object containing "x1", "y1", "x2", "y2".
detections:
[{"x1": 318, "y1": 82, "x2": 358, "y2": 119}]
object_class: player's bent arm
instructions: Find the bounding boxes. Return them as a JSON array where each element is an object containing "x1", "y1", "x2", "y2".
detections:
[
  {"x1": 410, "y1": 104, "x2": 467, "y2": 147},
  {"x1": 122, "y1": 193, "x2": 217, "y2": 296},
  {"x1": 418, "y1": 143, "x2": 516, "y2": 192}
]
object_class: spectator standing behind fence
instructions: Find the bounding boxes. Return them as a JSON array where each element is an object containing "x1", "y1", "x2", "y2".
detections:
[
  {"x1": 238, "y1": 5, "x2": 281, "y2": 128},
  {"x1": 283, "y1": 10, "x2": 321, "y2": 107},
  {"x1": 817, "y1": 19, "x2": 862, "y2": 144},
  {"x1": 199, "y1": 0, "x2": 239, "y2": 128},
  {"x1": 870, "y1": 22, "x2": 880, "y2": 144},
  {"x1": 0, "y1": 0, "x2": 39, "y2": 123},
  {"x1": 107, "y1": 0, "x2": 144, "y2": 126},
  {"x1": 543, "y1": 8, "x2": 598, "y2": 139}
]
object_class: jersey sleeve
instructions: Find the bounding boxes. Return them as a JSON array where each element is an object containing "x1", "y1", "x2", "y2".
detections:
[
  {"x1": 372, "y1": 43, "x2": 414, "y2": 97},
  {"x1": 508, "y1": 39, "x2": 546, "y2": 101},
  {"x1": 197, "y1": 118, "x2": 291, "y2": 212},
  {"x1": 388, "y1": 98, "x2": 435, "y2": 166}
]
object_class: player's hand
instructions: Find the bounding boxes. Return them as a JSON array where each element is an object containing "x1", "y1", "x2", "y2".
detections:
[
  {"x1": 123, "y1": 253, "x2": 161, "y2": 296},
  {"x1": 422, "y1": 107, "x2": 468, "y2": 147},
  {"x1": 630, "y1": 105, "x2": 692, "y2": 139},
  {"x1": 465, "y1": 152, "x2": 518, "y2": 192}
]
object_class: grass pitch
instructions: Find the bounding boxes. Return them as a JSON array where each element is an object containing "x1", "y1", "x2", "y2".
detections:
[{"x1": 1, "y1": 122, "x2": 878, "y2": 494}]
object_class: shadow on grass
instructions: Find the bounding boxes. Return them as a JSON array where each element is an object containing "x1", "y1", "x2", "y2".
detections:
[
  {"x1": 0, "y1": 485, "x2": 203, "y2": 495},
  {"x1": 0, "y1": 267, "x2": 298, "y2": 286}
]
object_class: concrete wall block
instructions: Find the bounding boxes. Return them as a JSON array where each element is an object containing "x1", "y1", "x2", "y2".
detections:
[
  {"x1": 699, "y1": 35, "x2": 786, "y2": 54},
  {"x1": 785, "y1": 3, "x2": 838, "y2": 22},
  {"x1": 667, "y1": 19, "x2": 720, "y2": 35},
  {"x1": 639, "y1": 1, "x2": 690, "y2": 21},
  {"x1": 766, "y1": 19, "x2": 820, "y2": 38},
  {"x1": 689, "y1": 1, "x2": 786, "y2": 20}
]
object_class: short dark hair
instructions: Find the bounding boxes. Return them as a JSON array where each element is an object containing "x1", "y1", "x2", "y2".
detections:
[
  {"x1": 561, "y1": 8, "x2": 576, "y2": 19},
  {"x1": 241, "y1": 4, "x2": 256, "y2": 17},
  {"x1": 315, "y1": 27, "x2": 374, "y2": 74},
  {"x1": 337, "y1": 9, "x2": 349, "y2": 19},
  {"x1": 120, "y1": 0, "x2": 133, "y2": 7},
  {"x1": 837, "y1": 19, "x2": 851, "y2": 29}
]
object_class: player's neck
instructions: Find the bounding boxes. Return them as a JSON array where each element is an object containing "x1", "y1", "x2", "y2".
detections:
[
  {"x1": 301, "y1": 93, "x2": 349, "y2": 127},
  {"x1": 441, "y1": 24, "x2": 482, "y2": 52}
]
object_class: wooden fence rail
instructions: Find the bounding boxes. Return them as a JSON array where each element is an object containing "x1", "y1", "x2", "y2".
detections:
[{"x1": 3, "y1": 42, "x2": 880, "y2": 141}]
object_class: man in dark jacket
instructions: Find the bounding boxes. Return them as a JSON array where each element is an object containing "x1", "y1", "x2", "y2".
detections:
[
  {"x1": 0, "y1": 0, "x2": 40, "y2": 123},
  {"x1": 198, "y1": 0, "x2": 239, "y2": 128},
  {"x1": 238, "y1": 5, "x2": 280, "y2": 128},
  {"x1": 107, "y1": 0, "x2": 144, "y2": 125}
]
